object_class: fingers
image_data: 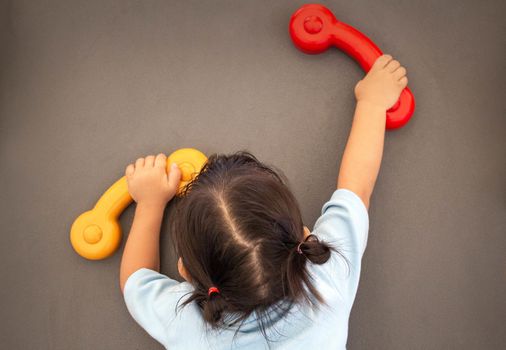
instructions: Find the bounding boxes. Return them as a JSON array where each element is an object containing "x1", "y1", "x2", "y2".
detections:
[
  {"x1": 128, "y1": 153, "x2": 167, "y2": 174},
  {"x1": 167, "y1": 163, "x2": 181, "y2": 190},
  {"x1": 145, "y1": 155, "x2": 155, "y2": 167},
  {"x1": 154, "y1": 153, "x2": 166, "y2": 168},
  {"x1": 135, "y1": 157, "x2": 145, "y2": 169},
  {"x1": 385, "y1": 59, "x2": 401, "y2": 72},
  {"x1": 394, "y1": 66, "x2": 407, "y2": 80},
  {"x1": 399, "y1": 76, "x2": 408, "y2": 87},
  {"x1": 372, "y1": 54, "x2": 393, "y2": 70},
  {"x1": 125, "y1": 164, "x2": 134, "y2": 177},
  {"x1": 375, "y1": 55, "x2": 408, "y2": 82},
  {"x1": 393, "y1": 66, "x2": 407, "y2": 80}
]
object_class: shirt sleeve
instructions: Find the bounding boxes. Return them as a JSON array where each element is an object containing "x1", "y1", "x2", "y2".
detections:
[
  {"x1": 310, "y1": 188, "x2": 369, "y2": 306},
  {"x1": 123, "y1": 268, "x2": 191, "y2": 346}
]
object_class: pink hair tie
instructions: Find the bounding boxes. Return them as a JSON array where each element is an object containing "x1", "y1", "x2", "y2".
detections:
[{"x1": 208, "y1": 286, "x2": 220, "y2": 297}]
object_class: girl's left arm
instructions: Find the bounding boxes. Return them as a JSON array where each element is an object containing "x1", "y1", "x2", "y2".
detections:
[{"x1": 119, "y1": 154, "x2": 181, "y2": 293}]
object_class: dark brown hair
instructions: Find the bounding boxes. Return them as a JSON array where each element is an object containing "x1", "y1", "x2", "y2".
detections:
[{"x1": 170, "y1": 151, "x2": 334, "y2": 334}]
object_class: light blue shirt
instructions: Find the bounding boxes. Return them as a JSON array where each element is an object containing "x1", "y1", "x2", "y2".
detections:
[{"x1": 124, "y1": 189, "x2": 369, "y2": 349}]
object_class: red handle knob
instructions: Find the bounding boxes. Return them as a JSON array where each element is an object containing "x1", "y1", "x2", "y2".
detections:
[{"x1": 289, "y1": 4, "x2": 415, "y2": 129}]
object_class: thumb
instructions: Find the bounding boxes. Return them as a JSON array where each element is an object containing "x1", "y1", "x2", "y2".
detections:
[{"x1": 167, "y1": 163, "x2": 182, "y2": 190}]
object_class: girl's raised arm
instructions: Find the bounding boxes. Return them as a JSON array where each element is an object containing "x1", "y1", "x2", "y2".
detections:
[{"x1": 337, "y1": 55, "x2": 408, "y2": 209}]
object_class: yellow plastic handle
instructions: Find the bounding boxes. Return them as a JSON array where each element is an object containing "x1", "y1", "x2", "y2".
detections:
[{"x1": 70, "y1": 148, "x2": 207, "y2": 260}]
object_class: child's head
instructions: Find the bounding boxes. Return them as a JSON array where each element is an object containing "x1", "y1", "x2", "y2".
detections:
[{"x1": 170, "y1": 151, "x2": 333, "y2": 329}]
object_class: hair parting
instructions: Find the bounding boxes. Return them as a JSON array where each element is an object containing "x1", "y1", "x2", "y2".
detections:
[{"x1": 170, "y1": 151, "x2": 339, "y2": 336}]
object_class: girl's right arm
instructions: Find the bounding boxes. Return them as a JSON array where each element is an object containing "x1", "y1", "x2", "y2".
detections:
[{"x1": 337, "y1": 54, "x2": 408, "y2": 209}]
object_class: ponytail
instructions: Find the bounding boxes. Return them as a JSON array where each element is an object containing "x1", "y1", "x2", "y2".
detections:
[
  {"x1": 285, "y1": 234, "x2": 333, "y2": 305},
  {"x1": 296, "y1": 234, "x2": 331, "y2": 264},
  {"x1": 203, "y1": 287, "x2": 228, "y2": 325},
  {"x1": 180, "y1": 284, "x2": 228, "y2": 328}
]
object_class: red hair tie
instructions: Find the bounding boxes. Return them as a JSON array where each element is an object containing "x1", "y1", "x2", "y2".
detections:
[{"x1": 208, "y1": 286, "x2": 220, "y2": 296}]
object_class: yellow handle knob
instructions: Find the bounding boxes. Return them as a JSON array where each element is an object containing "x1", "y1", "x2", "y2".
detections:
[{"x1": 70, "y1": 148, "x2": 207, "y2": 260}]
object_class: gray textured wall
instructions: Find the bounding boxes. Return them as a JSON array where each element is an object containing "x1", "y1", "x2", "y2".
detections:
[{"x1": 1, "y1": 0, "x2": 505, "y2": 349}]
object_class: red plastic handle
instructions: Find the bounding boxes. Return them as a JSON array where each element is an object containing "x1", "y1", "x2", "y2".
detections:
[{"x1": 289, "y1": 4, "x2": 415, "y2": 129}]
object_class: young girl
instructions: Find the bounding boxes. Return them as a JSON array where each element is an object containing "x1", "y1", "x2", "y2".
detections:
[{"x1": 120, "y1": 54, "x2": 408, "y2": 349}]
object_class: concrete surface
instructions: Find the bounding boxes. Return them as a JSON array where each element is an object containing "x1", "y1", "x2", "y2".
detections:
[{"x1": 1, "y1": 0, "x2": 505, "y2": 349}]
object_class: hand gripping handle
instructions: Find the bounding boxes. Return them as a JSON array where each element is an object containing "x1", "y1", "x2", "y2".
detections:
[
  {"x1": 289, "y1": 4, "x2": 415, "y2": 129},
  {"x1": 70, "y1": 148, "x2": 207, "y2": 260}
]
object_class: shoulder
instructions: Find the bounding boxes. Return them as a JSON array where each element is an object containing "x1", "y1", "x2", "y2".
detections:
[
  {"x1": 123, "y1": 268, "x2": 193, "y2": 308},
  {"x1": 123, "y1": 268, "x2": 206, "y2": 347},
  {"x1": 307, "y1": 188, "x2": 370, "y2": 307},
  {"x1": 314, "y1": 188, "x2": 369, "y2": 258}
]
